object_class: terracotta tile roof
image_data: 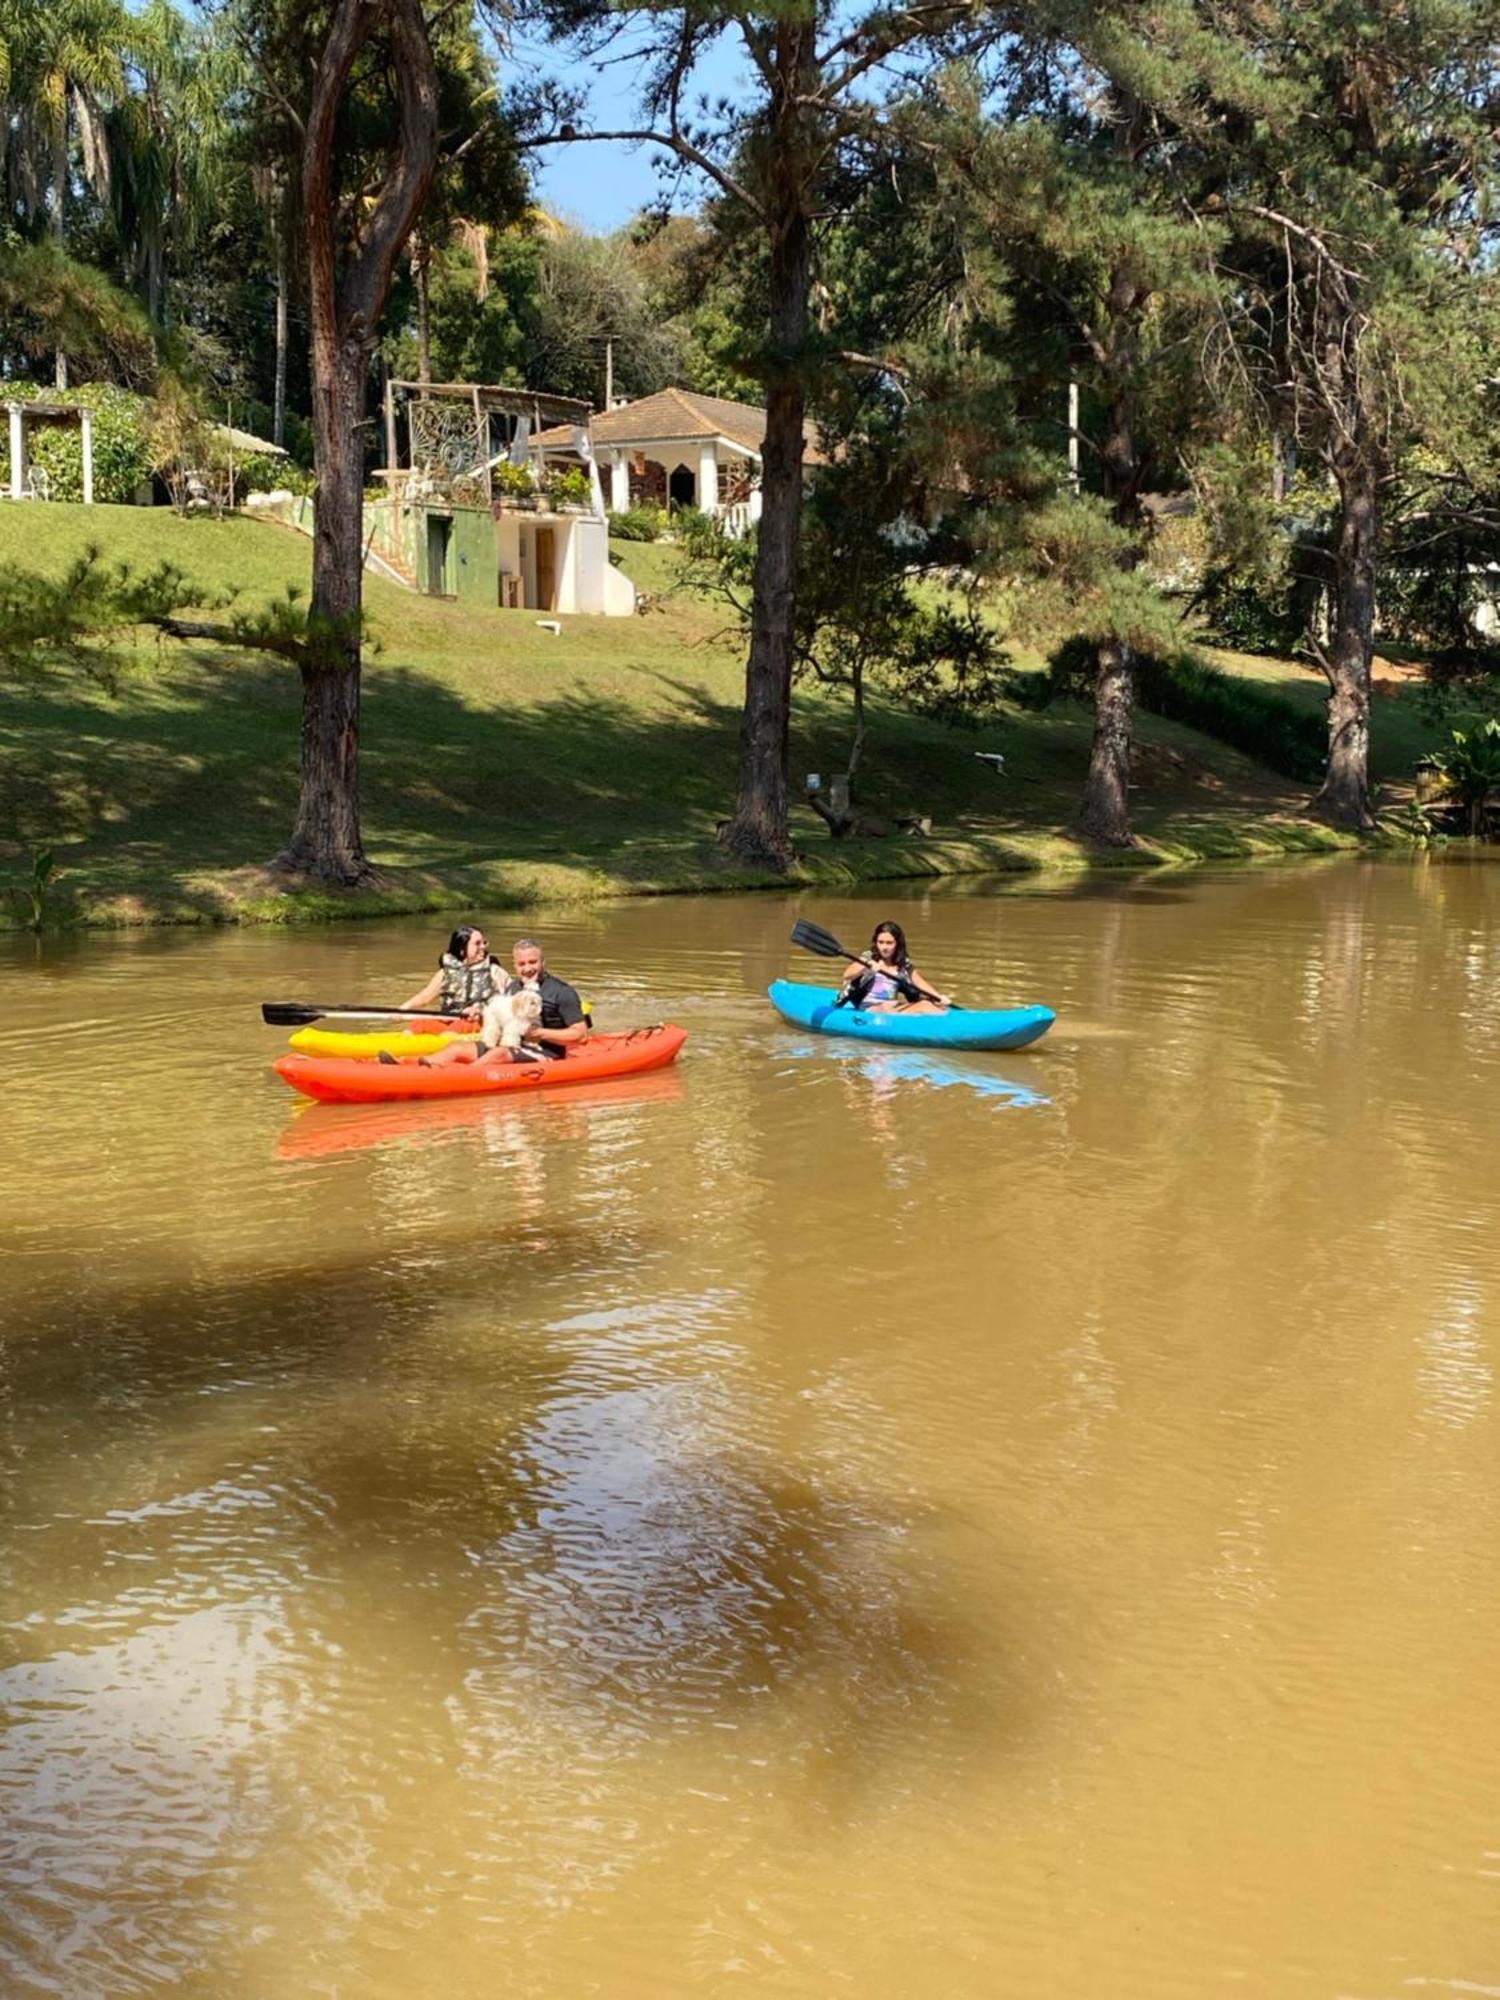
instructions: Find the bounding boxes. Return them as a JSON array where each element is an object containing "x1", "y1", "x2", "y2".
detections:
[{"x1": 533, "y1": 385, "x2": 823, "y2": 462}]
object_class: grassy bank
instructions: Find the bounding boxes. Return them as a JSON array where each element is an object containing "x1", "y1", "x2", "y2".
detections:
[{"x1": 0, "y1": 504, "x2": 1421, "y2": 930}]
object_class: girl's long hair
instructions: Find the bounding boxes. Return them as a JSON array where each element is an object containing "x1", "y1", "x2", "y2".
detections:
[
  {"x1": 446, "y1": 924, "x2": 483, "y2": 962},
  {"x1": 870, "y1": 921, "x2": 911, "y2": 968}
]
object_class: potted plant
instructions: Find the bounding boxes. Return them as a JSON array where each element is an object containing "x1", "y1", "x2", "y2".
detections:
[
  {"x1": 493, "y1": 458, "x2": 538, "y2": 508},
  {"x1": 544, "y1": 465, "x2": 592, "y2": 510}
]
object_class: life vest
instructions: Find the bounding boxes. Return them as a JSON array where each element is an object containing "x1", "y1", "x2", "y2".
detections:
[
  {"x1": 438, "y1": 954, "x2": 502, "y2": 1014},
  {"x1": 845, "y1": 957, "x2": 921, "y2": 1008}
]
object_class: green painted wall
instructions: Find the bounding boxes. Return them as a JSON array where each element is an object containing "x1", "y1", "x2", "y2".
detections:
[
  {"x1": 452, "y1": 506, "x2": 496, "y2": 606},
  {"x1": 296, "y1": 495, "x2": 499, "y2": 601},
  {"x1": 408, "y1": 503, "x2": 494, "y2": 603}
]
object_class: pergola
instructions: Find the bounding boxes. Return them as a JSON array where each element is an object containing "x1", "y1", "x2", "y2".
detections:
[
  {"x1": 5, "y1": 399, "x2": 95, "y2": 503},
  {"x1": 381, "y1": 379, "x2": 596, "y2": 507}
]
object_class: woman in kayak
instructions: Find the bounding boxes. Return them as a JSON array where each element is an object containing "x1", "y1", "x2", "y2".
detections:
[
  {"x1": 840, "y1": 922, "x2": 952, "y2": 1014},
  {"x1": 400, "y1": 924, "x2": 504, "y2": 1016}
]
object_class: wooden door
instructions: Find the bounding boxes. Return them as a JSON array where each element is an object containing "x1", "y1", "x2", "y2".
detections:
[
  {"x1": 426, "y1": 514, "x2": 452, "y2": 596},
  {"x1": 535, "y1": 527, "x2": 556, "y2": 611}
]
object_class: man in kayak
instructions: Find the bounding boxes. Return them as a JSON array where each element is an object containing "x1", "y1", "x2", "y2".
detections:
[
  {"x1": 411, "y1": 936, "x2": 590, "y2": 1069},
  {"x1": 507, "y1": 938, "x2": 589, "y2": 1057},
  {"x1": 840, "y1": 922, "x2": 952, "y2": 1014}
]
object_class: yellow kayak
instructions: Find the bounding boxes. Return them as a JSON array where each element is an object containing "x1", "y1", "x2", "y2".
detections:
[
  {"x1": 287, "y1": 1024, "x2": 473, "y2": 1058},
  {"x1": 286, "y1": 1000, "x2": 593, "y2": 1059}
]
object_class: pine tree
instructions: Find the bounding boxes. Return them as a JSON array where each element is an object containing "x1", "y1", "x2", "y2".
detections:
[
  {"x1": 528, "y1": 0, "x2": 973, "y2": 871},
  {"x1": 914, "y1": 48, "x2": 1235, "y2": 842},
  {"x1": 1204, "y1": 0, "x2": 1500, "y2": 828}
]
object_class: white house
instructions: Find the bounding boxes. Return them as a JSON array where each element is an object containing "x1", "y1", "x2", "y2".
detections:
[
  {"x1": 532, "y1": 386, "x2": 824, "y2": 536},
  {"x1": 362, "y1": 380, "x2": 637, "y2": 616}
]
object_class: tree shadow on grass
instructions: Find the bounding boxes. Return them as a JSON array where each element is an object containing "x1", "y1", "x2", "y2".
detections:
[
  {"x1": 0, "y1": 656, "x2": 755, "y2": 897},
  {"x1": 1, "y1": 638, "x2": 1350, "y2": 925}
]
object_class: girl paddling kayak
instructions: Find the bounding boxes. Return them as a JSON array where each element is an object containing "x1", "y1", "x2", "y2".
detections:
[{"x1": 840, "y1": 922, "x2": 953, "y2": 1015}]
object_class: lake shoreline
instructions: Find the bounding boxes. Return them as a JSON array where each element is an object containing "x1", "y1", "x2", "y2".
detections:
[{"x1": 6, "y1": 809, "x2": 1392, "y2": 932}]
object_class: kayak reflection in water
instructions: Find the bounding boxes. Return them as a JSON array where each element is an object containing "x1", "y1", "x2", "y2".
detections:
[{"x1": 839, "y1": 921, "x2": 953, "y2": 1015}]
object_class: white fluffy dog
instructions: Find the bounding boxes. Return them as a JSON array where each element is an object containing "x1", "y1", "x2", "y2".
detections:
[{"x1": 479, "y1": 984, "x2": 543, "y2": 1053}]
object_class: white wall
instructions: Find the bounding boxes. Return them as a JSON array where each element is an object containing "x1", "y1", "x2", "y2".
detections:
[
  {"x1": 497, "y1": 508, "x2": 635, "y2": 616},
  {"x1": 571, "y1": 516, "x2": 638, "y2": 615}
]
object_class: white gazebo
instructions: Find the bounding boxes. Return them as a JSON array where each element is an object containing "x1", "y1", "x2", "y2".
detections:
[{"x1": 5, "y1": 398, "x2": 94, "y2": 502}]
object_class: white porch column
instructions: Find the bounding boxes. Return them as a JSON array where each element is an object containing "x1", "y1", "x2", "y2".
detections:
[
  {"x1": 698, "y1": 441, "x2": 720, "y2": 515},
  {"x1": 574, "y1": 424, "x2": 606, "y2": 516},
  {"x1": 8, "y1": 404, "x2": 24, "y2": 500},
  {"x1": 80, "y1": 406, "x2": 94, "y2": 504},
  {"x1": 610, "y1": 452, "x2": 630, "y2": 514},
  {"x1": 748, "y1": 480, "x2": 763, "y2": 525}
]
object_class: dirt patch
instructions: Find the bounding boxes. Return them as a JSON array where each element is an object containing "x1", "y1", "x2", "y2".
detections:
[{"x1": 1371, "y1": 654, "x2": 1429, "y2": 691}]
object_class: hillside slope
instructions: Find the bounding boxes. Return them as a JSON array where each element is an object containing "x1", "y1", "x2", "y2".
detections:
[{"x1": 0, "y1": 504, "x2": 1359, "y2": 926}]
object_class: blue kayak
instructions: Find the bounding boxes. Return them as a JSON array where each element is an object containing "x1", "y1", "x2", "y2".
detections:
[{"x1": 768, "y1": 980, "x2": 1055, "y2": 1051}]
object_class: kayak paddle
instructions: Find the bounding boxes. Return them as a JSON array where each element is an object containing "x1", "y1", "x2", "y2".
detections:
[
  {"x1": 262, "y1": 1000, "x2": 477, "y2": 1027},
  {"x1": 788, "y1": 919, "x2": 928, "y2": 1007},
  {"x1": 790, "y1": 917, "x2": 863, "y2": 964}
]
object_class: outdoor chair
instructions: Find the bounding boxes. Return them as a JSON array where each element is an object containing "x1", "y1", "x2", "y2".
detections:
[{"x1": 26, "y1": 466, "x2": 52, "y2": 502}]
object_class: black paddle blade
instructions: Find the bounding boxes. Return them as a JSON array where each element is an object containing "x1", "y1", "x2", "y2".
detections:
[
  {"x1": 260, "y1": 1001, "x2": 444, "y2": 1027},
  {"x1": 790, "y1": 918, "x2": 856, "y2": 962}
]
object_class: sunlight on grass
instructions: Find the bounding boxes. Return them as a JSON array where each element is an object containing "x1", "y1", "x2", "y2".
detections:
[{"x1": 0, "y1": 506, "x2": 1424, "y2": 927}]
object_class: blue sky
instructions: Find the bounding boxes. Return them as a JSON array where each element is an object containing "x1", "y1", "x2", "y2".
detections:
[{"x1": 513, "y1": 33, "x2": 754, "y2": 234}]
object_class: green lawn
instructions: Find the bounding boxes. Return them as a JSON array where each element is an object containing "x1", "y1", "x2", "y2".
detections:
[
  {"x1": 0, "y1": 502, "x2": 1407, "y2": 928},
  {"x1": 1197, "y1": 640, "x2": 1443, "y2": 782}
]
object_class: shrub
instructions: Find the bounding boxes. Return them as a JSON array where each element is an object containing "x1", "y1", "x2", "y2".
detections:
[
  {"x1": 1041, "y1": 634, "x2": 1327, "y2": 780},
  {"x1": 666, "y1": 503, "x2": 711, "y2": 540},
  {"x1": 232, "y1": 451, "x2": 311, "y2": 498},
  {"x1": 608, "y1": 505, "x2": 665, "y2": 542},
  {"x1": 1430, "y1": 717, "x2": 1500, "y2": 833}
]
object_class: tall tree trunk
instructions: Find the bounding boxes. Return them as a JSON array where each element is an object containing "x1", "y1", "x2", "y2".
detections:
[
  {"x1": 52, "y1": 117, "x2": 68, "y2": 389},
  {"x1": 1076, "y1": 279, "x2": 1145, "y2": 848},
  {"x1": 414, "y1": 236, "x2": 431, "y2": 384},
  {"x1": 1309, "y1": 446, "x2": 1378, "y2": 830},
  {"x1": 273, "y1": 222, "x2": 288, "y2": 450},
  {"x1": 278, "y1": 348, "x2": 369, "y2": 879},
  {"x1": 271, "y1": 0, "x2": 438, "y2": 884},
  {"x1": 718, "y1": 210, "x2": 810, "y2": 871},
  {"x1": 1076, "y1": 638, "x2": 1136, "y2": 845}
]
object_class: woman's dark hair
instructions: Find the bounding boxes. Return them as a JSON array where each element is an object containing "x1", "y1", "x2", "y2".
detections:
[
  {"x1": 870, "y1": 920, "x2": 910, "y2": 967},
  {"x1": 446, "y1": 924, "x2": 483, "y2": 962}
]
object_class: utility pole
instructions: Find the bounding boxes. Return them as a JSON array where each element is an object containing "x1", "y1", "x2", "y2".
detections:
[{"x1": 604, "y1": 338, "x2": 614, "y2": 410}]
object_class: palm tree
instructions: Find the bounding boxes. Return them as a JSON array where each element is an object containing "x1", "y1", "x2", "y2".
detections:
[
  {"x1": 5, "y1": 0, "x2": 128, "y2": 383},
  {"x1": 111, "y1": 0, "x2": 238, "y2": 324}
]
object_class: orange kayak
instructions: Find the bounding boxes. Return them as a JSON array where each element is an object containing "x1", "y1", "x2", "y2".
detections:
[{"x1": 273, "y1": 1025, "x2": 687, "y2": 1104}]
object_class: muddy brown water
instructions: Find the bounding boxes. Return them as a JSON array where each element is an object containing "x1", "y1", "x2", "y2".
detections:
[{"x1": 2, "y1": 858, "x2": 1498, "y2": 1999}]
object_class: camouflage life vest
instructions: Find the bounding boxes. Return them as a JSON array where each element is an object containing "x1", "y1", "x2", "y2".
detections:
[{"x1": 438, "y1": 954, "x2": 502, "y2": 1014}]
